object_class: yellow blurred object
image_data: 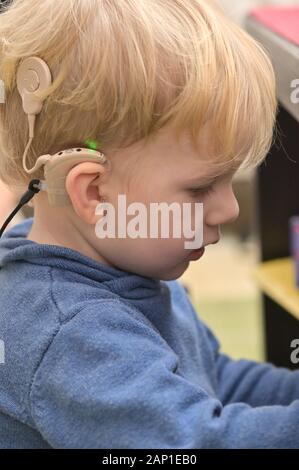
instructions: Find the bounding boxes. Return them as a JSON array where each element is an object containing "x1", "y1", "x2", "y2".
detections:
[{"x1": 255, "y1": 258, "x2": 299, "y2": 320}]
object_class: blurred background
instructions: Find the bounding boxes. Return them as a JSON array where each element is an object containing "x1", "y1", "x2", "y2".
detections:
[
  {"x1": 179, "y1": 0, "x2": 299, "y2": 363},
  {"x1": 220, "y1": 0, "x2": 299, "y2": 25},
  {"x1": 1, "y1": 0, "x2": 299, "y2": 363}
]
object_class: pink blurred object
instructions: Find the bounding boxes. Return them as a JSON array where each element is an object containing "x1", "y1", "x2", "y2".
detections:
[{"x1": 250, "y1": 6, "x2": 299, "y2": 46}]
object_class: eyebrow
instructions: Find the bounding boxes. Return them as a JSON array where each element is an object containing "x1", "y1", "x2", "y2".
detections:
[
  {"x1": 185, "y1": 175, "x2": 218, "y2": 185},
  {"x1": 185, "y1": 168, "x2": 238, "y2": 185}
]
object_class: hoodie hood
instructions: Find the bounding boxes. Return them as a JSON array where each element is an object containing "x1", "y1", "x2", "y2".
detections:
[{"x1": 0, "y1": 217, "x2": 163, "y2": 300}]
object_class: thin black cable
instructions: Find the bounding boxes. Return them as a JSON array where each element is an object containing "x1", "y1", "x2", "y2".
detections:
[{"x1": 0, "y1": 179, "x2": 41, "y2": 238}]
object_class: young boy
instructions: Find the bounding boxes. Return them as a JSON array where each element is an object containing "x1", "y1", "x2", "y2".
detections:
[{"x1": 0, "y1": 0, "x2": 298, "y2": 449}]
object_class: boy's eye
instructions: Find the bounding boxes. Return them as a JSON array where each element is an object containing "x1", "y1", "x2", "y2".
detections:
[{"x1": 188, "y1": 185, "x2": 214, "y2": 198}]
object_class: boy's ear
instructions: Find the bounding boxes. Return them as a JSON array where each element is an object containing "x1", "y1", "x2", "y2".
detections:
[{"x1": 65, "y1": 162, "x2": 108, "y2": 225}]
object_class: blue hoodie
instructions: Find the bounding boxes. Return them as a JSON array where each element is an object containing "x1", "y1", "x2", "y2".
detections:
[{"x1": 0, "y1": 217, "x2": 299, "y2": 449}]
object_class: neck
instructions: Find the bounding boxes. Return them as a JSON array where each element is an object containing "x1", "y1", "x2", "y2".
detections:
[{"x1": 26, "y1": 193, "x2": 110, "y2": 265}]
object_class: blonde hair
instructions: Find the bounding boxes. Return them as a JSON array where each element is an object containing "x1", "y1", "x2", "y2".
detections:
[{"x1": 0, "y1": 0, "x2": 277, "y2": 187}]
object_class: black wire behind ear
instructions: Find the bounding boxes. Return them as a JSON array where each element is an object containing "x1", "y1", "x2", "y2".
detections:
[
  {"x1": 0, "y1": 179, "x2": 41, "y2": 238},
  {"x1": 0, "y1": 0, "x2": 13, "y2": 13}
]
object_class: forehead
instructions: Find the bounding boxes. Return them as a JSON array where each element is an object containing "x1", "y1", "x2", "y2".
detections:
[
  {"x1": 121, "y1": 120, "x2": 239, "y2": 188},
  {"x1": 150, "y1": 122, "x2": 238, "y2": 181},
  {"x1": 142, "y1": 121, "x2": 214, "y2": 166}
]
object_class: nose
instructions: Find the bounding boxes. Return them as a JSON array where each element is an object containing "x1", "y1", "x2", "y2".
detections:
[
  {"x1": 205, "y1": 187, "x2": 240, "y2": 227},
  {"x1": 225, "y1": 195, "x2": 240, "y2": 224}
]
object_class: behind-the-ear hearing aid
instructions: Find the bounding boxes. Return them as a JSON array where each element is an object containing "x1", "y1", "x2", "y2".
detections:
[
  {"x1": 0, "y1": 56, "x2": 108, "y2": 237},
  {"x1": 28, "y1": 147, "x2": 107, "y2": 206}
]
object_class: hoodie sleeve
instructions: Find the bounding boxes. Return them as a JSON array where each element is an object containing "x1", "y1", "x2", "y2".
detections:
[
  {"x1": 30, "y1": 300, "x2": 299, "y2": 449},
  {"x1": 202, "y1": 323, "x2": 299, "y2": 407}
]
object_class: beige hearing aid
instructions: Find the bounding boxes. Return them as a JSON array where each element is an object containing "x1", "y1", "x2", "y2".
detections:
[
  {"x1": 28, "y1": 148, "x2": 108, "y2": 206},
  {"x1": 16, "y1": 56, "x2": 108, "y2": 206}
]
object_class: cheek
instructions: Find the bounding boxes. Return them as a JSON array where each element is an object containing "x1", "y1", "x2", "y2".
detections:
[
  {"x1": 141, "y1": 236, "x2": 185, "y2": 257},
  {"x1": 103, "y1": 237, "x2": 188, "y2": 278},
  {"x1": 128, "y1": 238, "x2": 189, "y2": 269},
  {"x1": 95, "y1": 189, "x2": 200, "y2": 260}
]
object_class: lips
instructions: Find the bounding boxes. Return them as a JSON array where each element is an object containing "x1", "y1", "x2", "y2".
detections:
[
  {"x1": 188, "y1": 247, "x2": 205, "y2": 260},
  {"x1": 187, "y1": 238, "x2": 220, "y2": 261},
  {"x1": 189, "y1": 238, "x2": 219, "y2": 259}
]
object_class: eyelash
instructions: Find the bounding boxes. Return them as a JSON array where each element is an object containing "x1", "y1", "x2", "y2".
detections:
[{"x1": 189, "y1": 185, "x2": 215, "y2": 198}]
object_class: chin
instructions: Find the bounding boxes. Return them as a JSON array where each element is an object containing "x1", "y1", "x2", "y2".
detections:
[{"x1": 158, "y1": 263, "x2": 189, "y2": 281}]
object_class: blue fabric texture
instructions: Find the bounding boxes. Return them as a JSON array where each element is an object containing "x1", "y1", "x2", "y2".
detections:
[{"x1": 0, "y1": 217, "x2": 299, "y2": 449}]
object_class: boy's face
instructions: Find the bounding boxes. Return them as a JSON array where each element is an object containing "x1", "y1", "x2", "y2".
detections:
[{"x1": 87, "y1": 121, "x2": 240, "y2": 281}]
